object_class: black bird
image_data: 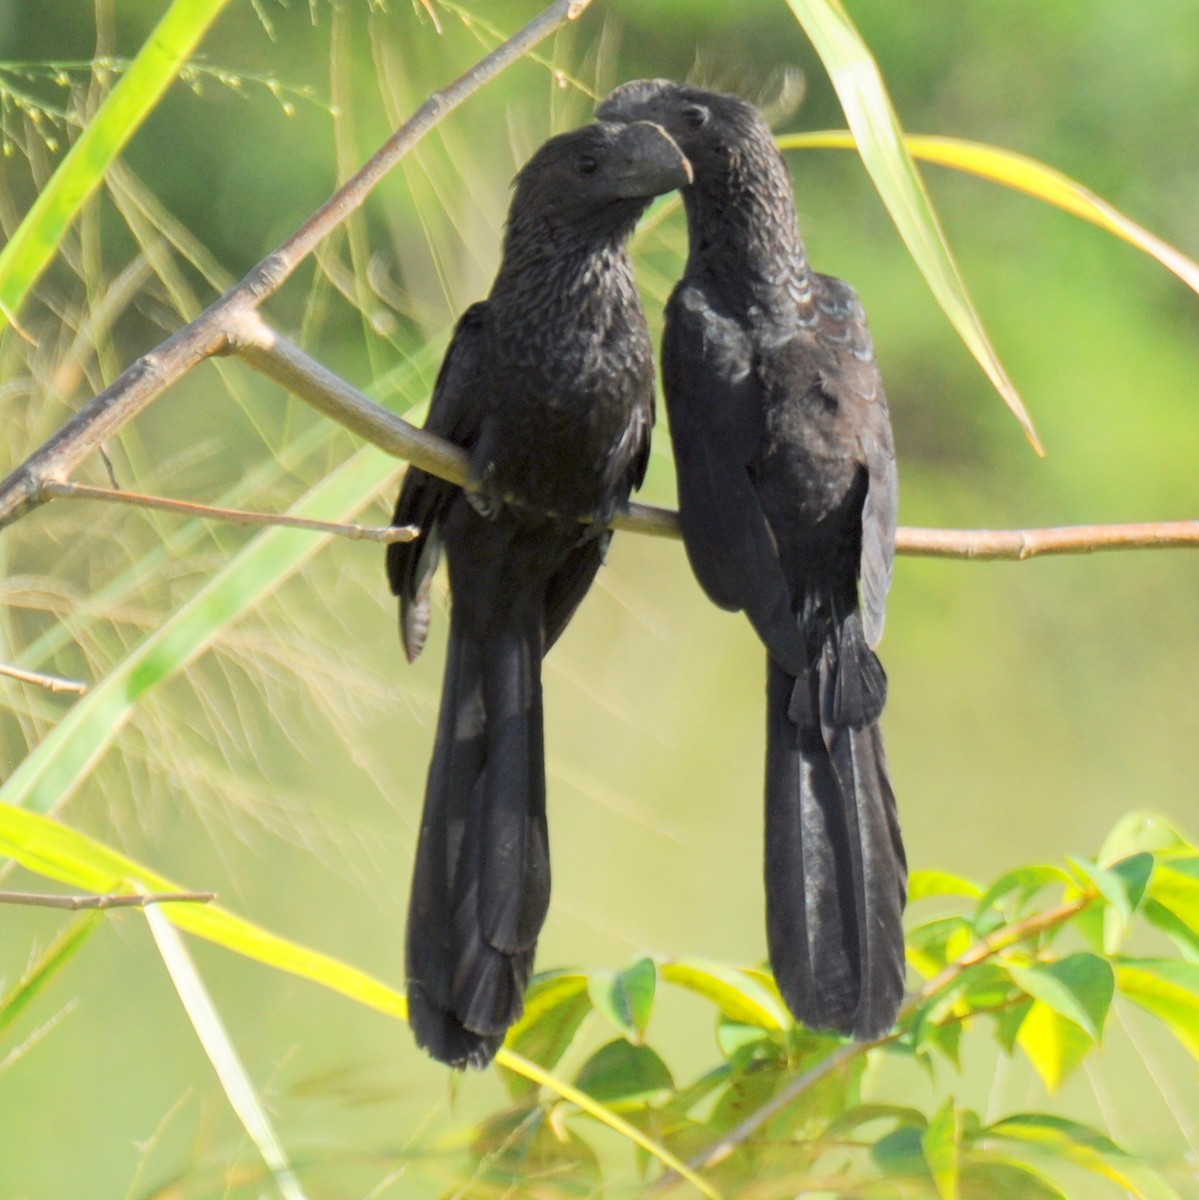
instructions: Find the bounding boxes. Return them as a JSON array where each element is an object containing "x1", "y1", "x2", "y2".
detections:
[
  {"x1": 387, "y1": 120, "x2": 690, "y2": 1068},
  {"x1": 598, "y1": 81, "x2": 906, "y2": 1040}
]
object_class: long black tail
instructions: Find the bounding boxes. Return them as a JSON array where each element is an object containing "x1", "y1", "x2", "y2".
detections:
[
  {"x1": 405, "y1": 617, "x2": 550, "y2": 1068},
  {"x1": 764, "y1": 609, "x2": 907, "y2": 1041}
]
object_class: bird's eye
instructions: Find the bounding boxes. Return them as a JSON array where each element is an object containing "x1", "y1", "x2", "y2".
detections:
[
  {"x1": 681, "y1": 105, "x2": 709, "y2": 129},
  {"x1": 576, "y1": 154, "x2": 599, "y2": 175}
]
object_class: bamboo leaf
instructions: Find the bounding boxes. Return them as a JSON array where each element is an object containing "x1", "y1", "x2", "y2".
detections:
[
  {"x1": 782, "y1": 0, "x2": 1042, "y2": 452},
  {"x1": 780, "y1": 132, "x2": 1199, "y2": 300},
  {"x1": 0, "y1": 912, "x2": 101, "y2": 1039},
  {"x1": 0, "y1": 0, "x2": 233, "y2": 330}
]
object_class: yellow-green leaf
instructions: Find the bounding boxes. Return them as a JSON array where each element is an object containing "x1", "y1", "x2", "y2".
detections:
[
  {"x1": 922, "y1": 1097, "x2": 960, "y2": 1200},
  {"x1": 780, "y1": 132, "x2": 1199, "y2": 300},
  {"x1": 661, "y1": 959, "x2": 789, "y2": 1030},
  {"x1": 1016, "y1": 1000, "x2": 1093, "y2": 1092}
]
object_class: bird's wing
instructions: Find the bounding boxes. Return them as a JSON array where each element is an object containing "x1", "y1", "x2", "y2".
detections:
[
  {"x1": 812, "y1": 275, "x2": 897, "y2": 648},
  {"x1": 664, "y1": 285, "x2": 805, "y2": 674},
  {"x1": 387, "y1": 302, "x2": 489, "y2": 661}
]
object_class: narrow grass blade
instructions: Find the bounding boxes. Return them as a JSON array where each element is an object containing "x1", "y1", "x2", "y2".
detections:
[
  {"x1": 780, "y1": 131, "x2": 1199, "y2": 298},
  {"x1": 784, "y1": 0, "x2": 1042, "y2": 452},
  {"x1": 145, "y1": 903, "x2": 308, "y2": 1200},
  {"x1": 0, "y1": 911, "x2": 100, "y2": 1038},
  {"x1": 0, "y1": 0, "x2": 233, "y2": 330}
]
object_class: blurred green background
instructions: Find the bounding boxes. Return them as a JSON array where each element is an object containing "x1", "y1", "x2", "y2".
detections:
[{"x1": 1, "y1": 0, "x2": 1197, "y2": 1195}]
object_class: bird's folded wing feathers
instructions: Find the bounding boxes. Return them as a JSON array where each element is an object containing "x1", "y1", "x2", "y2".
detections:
[{"x1": 663, "y1": 290, "x2": 806, "y2": 674}]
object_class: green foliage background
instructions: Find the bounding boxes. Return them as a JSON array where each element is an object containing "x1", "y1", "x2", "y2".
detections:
[{"x1": 0, "y1": 0, "x2": 1197, "y2": 1196}]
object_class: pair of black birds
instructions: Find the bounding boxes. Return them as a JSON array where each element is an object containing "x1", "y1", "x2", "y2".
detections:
[{"x1": 387, "y1": 80, "x2": 907, "y2": 1069}]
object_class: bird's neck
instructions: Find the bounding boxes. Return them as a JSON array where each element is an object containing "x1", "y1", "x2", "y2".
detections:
[
  {"x1": 683, "y1": 137, "x2": 813, "y2": 316},
  {"x1": 488, "y1": 233, "x2": 643, "y2": 388},
  {"x1": 493, "y1": 234, "x2": 636, "y2": 319}
]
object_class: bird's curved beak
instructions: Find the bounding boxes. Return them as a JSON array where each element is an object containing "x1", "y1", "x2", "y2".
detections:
[{"x1": 608, "y1": 120, "x2": 692, "y2": 198}]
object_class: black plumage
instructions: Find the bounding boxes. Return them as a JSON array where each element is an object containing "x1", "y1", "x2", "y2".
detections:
[
  {"x1": 387, "y1": 120, "x2": 690, "y2": 1068},
  {"x1": 598, "y1": 81, "x2": 906, "y2": 1040}
]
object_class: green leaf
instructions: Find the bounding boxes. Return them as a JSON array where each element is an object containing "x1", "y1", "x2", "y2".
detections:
[
  {"x1": 906, "y1": 915, "x2": 975, "y2": 978},
  {"x1": 1108, "y1": 852, "x2": 1156, "y2": 911},
  {"x1": 873, "y1": 1124, "x2": 929, "y2": 1176},
  {"x1": 909, "y1": 870, "x2": 983, "y2": 902},
  {"x1": 1143, "y1": 899, "x2": 1199, "y2": 961},
  {"x1": 975, "y1": 867, "x2": 1072, "y2": 923},
  {"x1": 1068, "y1": 853, "x2": 1155, "y2": 952},
  {"x1": 1015, "y1": 1001, "x2": 1093, "y2": 1092},
  {"x1": 783, "y1": 0, "x2": 1041, "y2": 451},
  {"x1": 922, "y1": 1097, "x2": 961, "y2": 1200},
  {"x1": 994, "y1": 997, "x2": 1034, "y2": 1055},
  {"x1": 1009, "y1": 954, "x2": 1114, "y2": 1039},
  {"x1": 1116, "y1": 961, "x2": 1199, "y2": 1061},
  {"x1": 985, "y1": 1113, "x2": 1124, "y2": 1158},
  {"x1": 983, "y1": 1114, "x2": 1183, "y2": 1200},
  {"x1": 958, "y1": 1159, "x2": 1066, "y2": 1200},
  {"x1": 660, "y1": 959, "x2": 788, "y2": 1030},
  {"x1": 0, "y1": 0, "x2": 234, "y2": 331},
  {"x1": 498, "y1": 971, "x2": 592, "y2": 1101},
  {"x1": 1101, "y1": 812, "x2": 1192, "y2": 861},
  {"x1": 574, "y1": 1038, "x2": 674, "y2": 1106},
  {"x1": 715, "y1": 1019, "x2": 773, "y2": 1060},
  {"x1": 824, "y1": 1104, "x2": 928, "y2": 1139},
  {"x1": 1149, "y1": 860, "x2": 1199, "y2": 936},
  {"x1": 589, "y1": 957, "x2": 657, "y2": 1042}
]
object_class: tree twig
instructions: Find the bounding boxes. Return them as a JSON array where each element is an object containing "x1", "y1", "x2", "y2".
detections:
[
  {"x1": 0, "y1": 661, "x2": 88, "y2": 694},
  {"x1": 41, "y1": 479, "x2": 417, "y2": 544},
  {"x1": 899, "y1": 521, "x2": 1199, "y2": 559},
  {"x1": 0, "y1": 0, "x2": 596, "y2": 531},
  {"x1": 0, "y1": 889, "x2": 215, "y2": 910},
  {"x1": 234, "y1": 312, "x2": 683, "y2": 539}
]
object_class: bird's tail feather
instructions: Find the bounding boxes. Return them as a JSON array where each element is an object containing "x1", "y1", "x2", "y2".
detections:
[
  {"x1": 765, "y1": 611, "x2": 907, "y2": 1041},
  {"x1": 405, "y1": 619, "x2": 550, "y2": 1068}
]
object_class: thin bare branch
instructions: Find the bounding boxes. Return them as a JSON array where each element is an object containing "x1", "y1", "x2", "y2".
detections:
[
  {"x1": 0, "y1": 889, "x2": 215, "y2": 910},
  {"x1": 0, "y1": 661, "x2": 88, "y2": 694},
  {"x1": 0, "y1": 0, "x2": 595, "y2": 531},
  {"x1": 899, "y1": 521, "x2": 1199, "y2": 559},
  {"x1": 41, "y1": 479, "x2": 417, "y2": 544},
  {"x1": 234, "y1": 311, "x2": 683, "y2": 538}
]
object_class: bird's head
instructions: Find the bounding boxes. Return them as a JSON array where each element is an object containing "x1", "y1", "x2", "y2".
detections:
[
  {"x1": 597, "y1": 80, "x2": 770, "y2": 180},
  {"x1": 509, "y1": 119, "x2": 691, "y2": 238}
]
